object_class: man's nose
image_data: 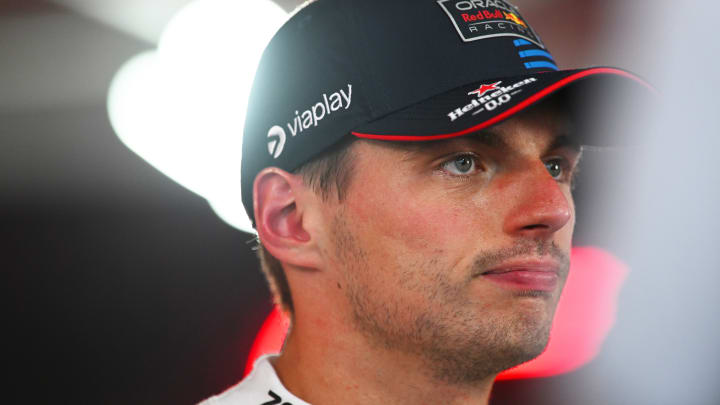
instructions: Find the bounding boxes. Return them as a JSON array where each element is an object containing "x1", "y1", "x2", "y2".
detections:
[{"x1": 502, "y1": 164, "x2": 572, "y2": 239}]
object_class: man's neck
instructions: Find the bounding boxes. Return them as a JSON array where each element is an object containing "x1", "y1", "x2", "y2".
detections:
[{"x1": 272, "y1": 310, "x2": 496, "y2": 405}]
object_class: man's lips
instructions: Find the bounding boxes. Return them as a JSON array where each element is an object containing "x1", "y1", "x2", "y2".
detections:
[{"x1": 479, "y1": 260, "x2": 562, "y2": 292}]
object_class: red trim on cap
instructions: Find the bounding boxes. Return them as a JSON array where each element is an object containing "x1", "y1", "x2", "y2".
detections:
[{"x1": 351, "y1": 68, "x2": 655, "y2": 141}]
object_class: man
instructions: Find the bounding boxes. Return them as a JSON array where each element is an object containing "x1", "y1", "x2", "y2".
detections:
[{"x1": 202, "y1": 0, "x2": 651, "y2": 403}]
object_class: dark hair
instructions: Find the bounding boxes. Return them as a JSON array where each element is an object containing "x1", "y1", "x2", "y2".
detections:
[{"x1": 257, "y1": 138, "x2": 357, "y2": 315}]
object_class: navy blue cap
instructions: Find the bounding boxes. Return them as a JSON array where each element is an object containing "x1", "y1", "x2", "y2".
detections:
[{"x1": 241, "y1": 0, "x2": 653, "y2": 225}]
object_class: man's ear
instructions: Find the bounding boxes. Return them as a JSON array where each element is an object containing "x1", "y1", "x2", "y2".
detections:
[{"x1": 253, "y1": 167, "x2": 321, "y2": 269}]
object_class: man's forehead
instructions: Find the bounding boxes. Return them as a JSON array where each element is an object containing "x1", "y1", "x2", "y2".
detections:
[{"x1": 379, "y1": 130, "x2": 504, "y2": 152}]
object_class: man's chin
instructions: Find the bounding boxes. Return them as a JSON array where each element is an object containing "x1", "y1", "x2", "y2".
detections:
[
  {"x1": 497, "y1": 317, "x2": 554, "y2": 369},
  {"x1": 424, "y1": 321, "x2": 553, "y2": 385}
]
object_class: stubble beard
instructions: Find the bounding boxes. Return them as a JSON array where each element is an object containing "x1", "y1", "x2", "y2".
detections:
[{"x1": 331, "y1": 212, "x2": 570, "y2": 385}]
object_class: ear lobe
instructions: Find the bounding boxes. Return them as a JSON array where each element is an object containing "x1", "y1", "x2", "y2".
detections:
[{"x1": 253, "y1": 168, "x2": 316, "y2": 267}]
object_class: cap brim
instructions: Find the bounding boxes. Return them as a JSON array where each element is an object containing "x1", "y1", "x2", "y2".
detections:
[{"x1": 352, "y1": 67, "x2": 655, "y2": 147}]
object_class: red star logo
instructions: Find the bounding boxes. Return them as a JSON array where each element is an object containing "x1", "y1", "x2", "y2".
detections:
[{"x1": 468, "y1": 81, "x2": 502, "y2": 97}]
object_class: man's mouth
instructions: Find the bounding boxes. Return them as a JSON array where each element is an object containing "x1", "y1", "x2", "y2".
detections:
[{"x1": 480, "y1": 260, "x2": 561, "y2": 292}]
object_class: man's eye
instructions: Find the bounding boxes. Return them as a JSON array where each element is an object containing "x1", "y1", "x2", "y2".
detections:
[
  {"x1": 544, "y1": 158, "x2": 567, "y2": 180},
  {"x1": 441, "y1": 154, "x2": 478, "y2": 176}
]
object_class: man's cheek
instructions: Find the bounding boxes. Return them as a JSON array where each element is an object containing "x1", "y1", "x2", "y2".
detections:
[
  {"x1": 347, "y1": 198, "x2": 436, "y2": 255},
  {"x1": 351, "y1": 192, "x2": 466, "y2": 253}
]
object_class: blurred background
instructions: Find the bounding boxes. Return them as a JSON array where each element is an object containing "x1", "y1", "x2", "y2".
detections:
[{"x1": 3, "y1": 0, "x2": 718, "y2": 404}]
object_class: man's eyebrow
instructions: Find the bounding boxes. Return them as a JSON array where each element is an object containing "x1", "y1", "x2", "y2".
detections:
[
  {"x1": 461, "y1": 129, "x2": 508, "y2": 149},
  {"x1": 387, "y1": 129, "x2": 506, "y2": 156},
  {"x1": 546, "y1": 135, "x2": 582, "y2": 154},
  {"x1": 382, "y1": 131, "x2": 581, "y2": 157}
]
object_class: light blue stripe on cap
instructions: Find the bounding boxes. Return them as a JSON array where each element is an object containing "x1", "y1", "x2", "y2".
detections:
[
  {"x1": 518, "y1": 49, "x2": 554, "y2": 60},
  {"x1": 513, "y1": 39, "x2": 532, "y2": 47},
  {"x1": 524, "y1": 61, "x2": 559, "y2": 71}
]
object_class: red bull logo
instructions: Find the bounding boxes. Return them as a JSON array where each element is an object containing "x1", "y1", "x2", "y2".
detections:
[
  {"x1": 460, "y1": 8, "x2": 504, "y2": 22},
  {"x1": 458, "y1": 8, "x2": 527, "y2": 29},
  {"x1": 437, "y1": 0, "x2": 544, "y2": 48},
  {"x1": 503, "y1": 11, "x2": 527, "y2": 27}
]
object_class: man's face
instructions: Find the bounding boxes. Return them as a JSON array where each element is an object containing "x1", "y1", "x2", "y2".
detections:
[{"x1": 318, "y1": 104, "x2": 580, "y2": 384}]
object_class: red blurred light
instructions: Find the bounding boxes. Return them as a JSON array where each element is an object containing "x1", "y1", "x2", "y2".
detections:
[
  {"x1": 245, "y1": 246, "x2": 628, "y2": 379},
  {"x1": 244, "y1": 306, "x2": 290, "y2": 376}
]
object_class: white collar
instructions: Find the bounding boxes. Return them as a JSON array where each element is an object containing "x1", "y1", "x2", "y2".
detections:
[{"x1": 199, "y1": 354, "x2": 310, "y2": 405}]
